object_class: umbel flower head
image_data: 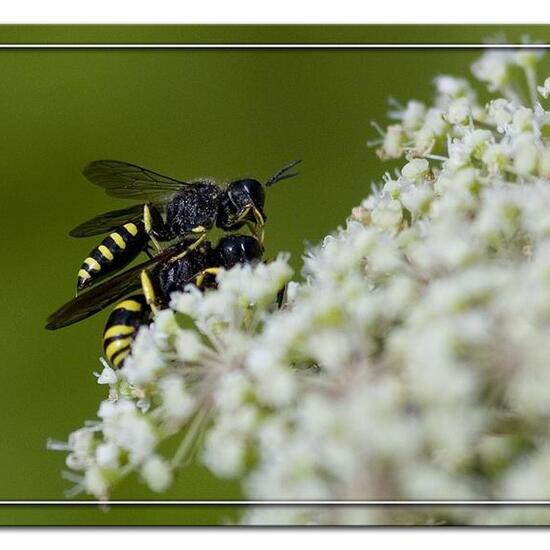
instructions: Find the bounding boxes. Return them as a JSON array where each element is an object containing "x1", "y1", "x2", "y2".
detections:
[{"x1": 50, "y1": 45, "x2": 550, "y2": 525}]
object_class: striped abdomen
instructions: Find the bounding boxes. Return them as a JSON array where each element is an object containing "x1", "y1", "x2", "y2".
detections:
[
  {"x1": 77, "y1": 221, "x2": 148, "y2": 292},
  {"x1": 102, "y1": 295, "x2": 149, "y2": 369}
]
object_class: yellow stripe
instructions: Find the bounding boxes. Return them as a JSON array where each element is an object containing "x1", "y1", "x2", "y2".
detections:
[
  {"x1": 84, "y1": 257, "x2": 101, "y2": 271},
  {"x1": 98, "y1": 245, "x2": 114, "y2": 261},
  {"x1": 112, "y1": 350, "x2": 130, "y2": 368},
  {"x1": 124, "y1": 222, "x2": 139, "y2": 236},
  {"x1": 110, "y1": 232, "x2": 126, "y2": 249},
  {"x1": 104, "y1": 324, "x2": 136, "y2": 340},
  {"x1": 78, "y1": 269, "x2": 91, "y2": 280},
  {"x1": 114, "y1": 299, "x2": 142, "y2": 312},
  {"x1": 105, "y1": 337, "x2": 133, "y2": 361}
]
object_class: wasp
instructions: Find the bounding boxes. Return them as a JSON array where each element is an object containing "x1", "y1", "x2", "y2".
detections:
[
  {"x1": 71, "y1": 159, "x2": 300, "y2": 293},
  {"x1": 46, "y1": 234, "x2": 263, "y2": 368}
]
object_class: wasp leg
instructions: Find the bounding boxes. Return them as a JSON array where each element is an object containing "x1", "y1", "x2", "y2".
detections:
[
  {"x1": 276, "y1": 283, "x2": 288, "y2": 309},
  {"x1": 251, "y1": 205, "x2": 264, "y2": 226},
  {"x1": 194, "y1": 267, "x2": 221, "y2": 288},
  {"x1": 143, "y1": 203, "x2": 166, "y2": 253},
  {"x1": 165, "y1": 233, "x2": 207, "y2": 267},
  {"x1": 140, "y1": 235, "x2": 210, "y2": 315},
  {"x1": 243, "y1": 220, "x2": 264, "y2": 247},
  {"x1": 251, "y1": 206, "x2": 265, "y2": 246},
  {"x1": 236, "y1": 205, "x2": 265, "y2": 245},
  {"x1": 140, "y1": 270, "x2": 160, "y2": 315},
  {"x1": 145, "y1": 203, "x2": 208, "y2": 245},
  {"x1": 144, "y1": 240, "x2": 162, "y2": 259}
]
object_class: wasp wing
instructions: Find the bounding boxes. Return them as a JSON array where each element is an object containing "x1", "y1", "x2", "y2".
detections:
[
  {"x1": 83, "y1": 160, "x2": 190, "y2": 201},
  {"x1": 69, "y1": 203, "x2": 147, "y2": 237},
  {"x1": 46, "y1": 268, "x2": 142, "y2": 330},
  {"x1": 46, "y1": 237, "x2": 200, "y2": 330}
]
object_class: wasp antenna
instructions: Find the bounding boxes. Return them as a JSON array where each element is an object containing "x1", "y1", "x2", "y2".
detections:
[{"x1": 265, "y1": 159, "x2": 302, "y2": 187}]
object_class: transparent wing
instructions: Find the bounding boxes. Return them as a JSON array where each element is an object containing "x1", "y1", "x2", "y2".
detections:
[
  {"x1": 69, "y1": 204, "x2": 146, "y2": 237},
  {"x1": 46, "y1": 237, "x2": 199, "y2": 330},
  {"x1": 46, "y1": 269, "x2": 142, "y2": 330},
  {"x1": 83, "y1": 160, "x2": 190, "y2": 200}
]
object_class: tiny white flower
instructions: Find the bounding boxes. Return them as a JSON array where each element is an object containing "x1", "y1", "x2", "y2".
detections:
[
  {"x1": 151, "y1": 309, "x2": 178, "y2": 348},
  {"x1": 67, "y1": 428, "x2": 95, "y2": 469},
  {"x1": 401, "y1": 158, "x2": 430, "y2": 183},
  {"x1": 400, "y1": 100, "x2": 426, "y2": 132},
  {"x1": 462, "y1": 129, "x2": 493, "y2": 159},
  {"x1": 377, "y1": 124, "x2": 404, "y2": 159},
  {"x1": 84, "y1": 466, "x2": 109, "y2": 499},
  {"x1": 515, "y1": 48, "x2": 543, "y2": 70},
  {"x1": 285, "y1": 281, "x2": 301, "y2": 304},
  {"x1": 413, "y1": 126, "x2": 436, "y2": 156},
  {"x1": 445, "y1": 97, "x2": 470, "y2": 125},
  {"x1": 159, "y1": 375, "x2": 195, "y2": 425},
  {"x1": 169, "y1": 285, "x2": 203, "y2": 316},
  {"x1": 120, "y1": 328, "x2": 165, "y2": 386},
  {"x1": 488, "y1": 98, "x2": 517, "y2": 133},
  {"x1": 251, "y1": 362, "x2": 297, "y2": 408},
  {"x1": 371, "y1": 199, "x2": 403, "y2": 229},
  {"x1": 471, "y1": 50, "x2": 513, "y2": 91},
  {"x1": 99, "y1": 399, "x2": 158, "y2": 464},
  {"x1": 203, "y1": 422, "x2": 247, "y2": 478},
  {"x1": 435, "y1": 75, "x2": 470, "y2": 98},
  {"x1": 539, "y1": 147, "x2": 550, "y2": 178},
  {"x1": 97, "y1": 365, "x2": 117, "y2": 385},
  {"x1": 141, "y1": 455, "x2": 173, "y2": 493},
  {"x1": 482, "y1": 142, "x2": 510, "y2": 174},
  {"x1": 215, "y1": 371, "x2": 251, "y2": 412},
  {"x1": 401, "y1": 184, "x2": 433, "y2": 214},
  {"x1": 510, "y1": 107, "x2": 534, "y2": 134},
  {"x1": 513, "y1": 140, "x2": 538, "y2": 176},
  {"x1": 424, "y1": 108, "x2": 447, "y2": 136},
  {"x1": 175, "y1": 329, "x2": 208, "y2": 362},
  {"x1": 537, "y1": 76, "x2": 550, "y2": 99},
  {"x1": 96, "y1": 442, "x2": 120, "y2": 469}
]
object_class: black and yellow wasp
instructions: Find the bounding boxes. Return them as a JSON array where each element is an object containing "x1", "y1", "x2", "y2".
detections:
[
  {"x1": 71, "y1": 159, "x2": 300, "y2": 293},
  {"x1": 47, "y1": 234, "x2": 264, "y2": 368}
]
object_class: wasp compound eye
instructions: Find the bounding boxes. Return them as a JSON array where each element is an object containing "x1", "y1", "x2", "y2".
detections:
[
  {"x1": 241, "y1": 235, "x2": 263, "y2": 262},
  {"x1": 218, "y1": 235, "x2": 263, "y2": 268},
  {"x1": 228, "y1": 178, "x2": 266, "y2": 210}
]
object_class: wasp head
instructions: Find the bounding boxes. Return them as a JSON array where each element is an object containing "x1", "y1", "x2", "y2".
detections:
[
  {"x1": 217, "y1": 235, "x2": 263, "y2": 270},
  {"x1": 227, "y1": 178, "x2": 266, "y2": 223}
]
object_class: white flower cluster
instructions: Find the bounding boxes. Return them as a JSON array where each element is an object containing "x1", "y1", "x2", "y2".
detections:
[{"x1": 50, "y1": 47, "x2": 550, "y2": 525}]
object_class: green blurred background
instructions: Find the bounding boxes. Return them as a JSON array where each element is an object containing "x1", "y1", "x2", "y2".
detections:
[{"x1": 1, "y1": 25, "x2": 549, "y2": 525}]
